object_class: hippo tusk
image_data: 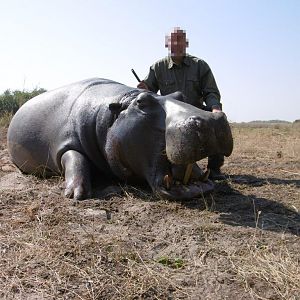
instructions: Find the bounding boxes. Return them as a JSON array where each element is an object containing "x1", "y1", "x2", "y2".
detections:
[
  {"x1": 183, "y1": 163, "x2": 193, "y2": 185},
  {"x1": 163, "y1": 174, "x2": 172, "y2": 190}
]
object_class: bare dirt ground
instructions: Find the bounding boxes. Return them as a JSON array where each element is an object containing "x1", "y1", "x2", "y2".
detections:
[{"x1": 0, "y1": 124, "x2": 299, "y2": 300}]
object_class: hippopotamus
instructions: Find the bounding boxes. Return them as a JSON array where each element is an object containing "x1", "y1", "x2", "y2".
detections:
[{"x1": 7, "y1": 78, "x2": 233, "y2": 200}]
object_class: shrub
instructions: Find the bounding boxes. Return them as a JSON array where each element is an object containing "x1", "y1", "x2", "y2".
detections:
[
  {"x1": 0, "y1": 112, "x2": 14, "y2": 127},
  {"x1": 0, "y1": 88, "x2": 46, "y2": 117},
  {"x1": 0, "y1": 90, "x2": 19, "y2": 116}
]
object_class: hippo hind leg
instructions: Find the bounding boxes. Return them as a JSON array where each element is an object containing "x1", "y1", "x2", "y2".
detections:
[{"x1": 61, "y1": 150, "x2": 92, "y2": 200}]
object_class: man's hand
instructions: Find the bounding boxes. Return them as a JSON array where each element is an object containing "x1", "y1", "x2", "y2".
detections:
[
  {"x1": 137, "y1": 81, "x2": 149, "y2": 90},
  {"x1": 212, "y1": 105, "x2": 222, "y2": 113}
]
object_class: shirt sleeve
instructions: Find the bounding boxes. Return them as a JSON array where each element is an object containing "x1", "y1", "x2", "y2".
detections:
[
  {"x1": 199, "y1": 61, "x2": 222, "y2": 110},
  {"x1": 143, "y1": 65, "x2": 159, "y2": 93}
]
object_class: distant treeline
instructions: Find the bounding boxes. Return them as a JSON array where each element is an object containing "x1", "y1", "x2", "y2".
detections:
[
  {"x1": 248, "y1": 120, "x2": 291, "y2": 124},
  {"x1": 0, "y1": 88, "x2": 46, "y2": 116},
  {"x1": 238, "y1": 120, "x2": 300, "y2": 124}
]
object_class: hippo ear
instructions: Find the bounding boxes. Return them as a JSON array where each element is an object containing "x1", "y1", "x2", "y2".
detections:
[
  {"x1": 109, "y1": 103, "x2": 122, "y2": 125},
  {"x1": 109, "y1": 103, "x2": 122, "y2": 113},
  {"x1": 169, "y1": 91, "x2": 186, "y2": 102}
]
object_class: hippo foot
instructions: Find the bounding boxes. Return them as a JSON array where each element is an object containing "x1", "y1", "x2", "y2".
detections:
[
  {"x1": 61, "y1": 150, "x2": 93, "y2": 200},
  {"x1": 155, "y1": 179, "x2": 215, "y2": 201},
  {"x1": 64, "y1": 177, "x2": 92, "y2": 200}
]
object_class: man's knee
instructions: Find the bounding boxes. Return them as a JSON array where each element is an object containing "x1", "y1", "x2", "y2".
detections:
[{"x1": 207, "y1": 154, "x2": 224, "y2": 170}]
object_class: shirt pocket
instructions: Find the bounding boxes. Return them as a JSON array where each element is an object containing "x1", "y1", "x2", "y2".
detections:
[
  {"x1": 158, "y1": 79, "x2": 176, "y2": 95},
  {"x1": 186, "y1": 76, "x2": 200, "y2": 94},
  {"x1": 186, "y1": 76, "x2": 202, "y2": 107}
]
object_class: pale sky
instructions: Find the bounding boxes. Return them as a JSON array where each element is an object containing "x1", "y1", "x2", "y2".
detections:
[{"x1": 0, "y1": 0, "x2": 299, "y2": 122}]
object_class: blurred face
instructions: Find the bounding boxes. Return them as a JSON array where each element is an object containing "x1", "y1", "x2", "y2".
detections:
[{"x1": 165, "y1": 28, "x2": 188, "y2": 57}]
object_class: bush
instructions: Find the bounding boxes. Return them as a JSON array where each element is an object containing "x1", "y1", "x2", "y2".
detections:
[
  {"x1": 0, "y1": 88, "x2": 46, "y2": 117},
  {"x1": 0, "y1": 112, "x2": 14, "y2": 128},
  {"x1": 0, "y1": 90, "x2": 19, "y2": 116}
]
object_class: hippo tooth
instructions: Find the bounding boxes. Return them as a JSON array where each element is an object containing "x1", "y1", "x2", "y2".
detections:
[
  {"x1": 163, "y1": 174, "x2": 172, "y2": 190},
  {"x1": 183, "y1": 163, "x2": 193, "y2": 185}
]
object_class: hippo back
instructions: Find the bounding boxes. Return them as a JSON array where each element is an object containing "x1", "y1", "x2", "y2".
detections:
[{"x1": 7, "y1": 78, "x2": 134, "y2": 175}]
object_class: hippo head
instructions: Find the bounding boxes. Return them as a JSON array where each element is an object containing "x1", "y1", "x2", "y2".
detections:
[
  {"x1": 164, "y1": 95, "x2": 233, "y2": 163},
  {"x1": 104, "y1": 91, "x2": 233, "y2": 200}
]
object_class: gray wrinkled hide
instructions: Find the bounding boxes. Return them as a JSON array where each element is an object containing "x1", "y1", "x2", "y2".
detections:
[{"x1": 7, "y1": 78, "x2": 233, "y2": 200}]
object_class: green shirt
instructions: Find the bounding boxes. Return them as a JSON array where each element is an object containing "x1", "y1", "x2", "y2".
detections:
[{"x1": 143, "y1": 54, "x2": 221, "y2": 110}]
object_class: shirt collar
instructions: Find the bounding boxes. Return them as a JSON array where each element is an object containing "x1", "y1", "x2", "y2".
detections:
[{"x1": 167, "y1": 55, "x2": 190, "y2": 69}]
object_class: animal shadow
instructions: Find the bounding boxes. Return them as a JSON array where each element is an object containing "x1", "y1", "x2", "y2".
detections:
[
  {"x1": 90, "y1": 175, "x2": 300, "y2": 236},
  {"x1": 229, "y1": 174, "x2": 300, "y2": 188},
  {"x1": 181, "y1": 174, "x2": 300, "y2": 236}
]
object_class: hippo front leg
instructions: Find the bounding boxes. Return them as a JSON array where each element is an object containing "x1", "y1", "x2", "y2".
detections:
[{"x1": 61, "y1": 150, "x2": 92, "y2": 200}]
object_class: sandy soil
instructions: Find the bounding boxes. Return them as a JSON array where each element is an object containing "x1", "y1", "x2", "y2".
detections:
[{"x1": 0, "y1": 124, "x2": 299, "y2": 299}]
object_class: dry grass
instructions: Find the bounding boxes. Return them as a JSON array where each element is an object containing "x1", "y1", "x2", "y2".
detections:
[
  {"x1": 0, "y1": 113, "x2": 13, "y2": 128},
  {"x1": 0, "y1": 124, "x2": 299, "y2": 299},
  {"x1": 234, "y1": 242, "x2": 299, "y2": 300}
]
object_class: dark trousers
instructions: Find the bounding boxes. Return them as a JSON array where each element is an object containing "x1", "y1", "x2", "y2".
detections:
[{"x1": 207, "y1": 154, "x2": 224, "y2": 170}]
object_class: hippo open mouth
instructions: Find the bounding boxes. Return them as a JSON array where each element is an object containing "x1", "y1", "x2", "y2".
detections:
[{"x1": 152, "y1": 159, "x2": 214, "y2": 201}]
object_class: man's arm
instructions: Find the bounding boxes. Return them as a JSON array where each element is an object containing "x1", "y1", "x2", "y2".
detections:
[
  {"x1": 137, "y1": 66, "x2": 159, "y2": 93},
  {"x1": 199, "y1": 61, "x2": 222, "y2": 111}
]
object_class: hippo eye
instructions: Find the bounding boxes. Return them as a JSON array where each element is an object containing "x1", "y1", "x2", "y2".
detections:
[
  {"x1": 136, "y1": 93, "x2": 157, "y2": 110},
  {"x1": 137, "y1": 97, "x2": 151, "y2": 109}
]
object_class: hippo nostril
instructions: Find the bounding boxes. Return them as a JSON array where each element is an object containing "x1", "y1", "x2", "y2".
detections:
[
  {"x1": 188, "y1": 116, "x2": 203, "y2": 127},
  {"x1": 195, "y1": 119, "x2": 202, "y2": 127},
  {"x1": 189, "y1": 116, "x2": 199, "y2": 121}
]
